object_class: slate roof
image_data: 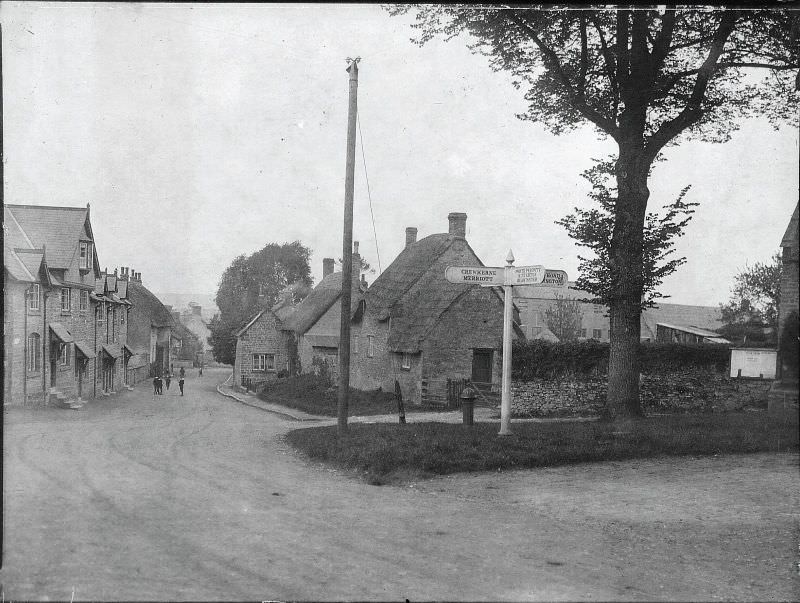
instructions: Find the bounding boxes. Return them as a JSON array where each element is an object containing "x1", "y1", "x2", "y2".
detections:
[
  {"x1": 126, "y1": 280, "x2": 175, "y2": 328},
  {"x1": 641, "y1": 303, "x2": 723, "y2": 340},
  {"x1": 5, "y1": 204, "x2": 92, "y2": 269},
  {"x1": 282, "y1": 271, "x2": 363, "y2": 334},
  {"x1": 4, "y1": 245, "x2": 36, "y2": 282}
]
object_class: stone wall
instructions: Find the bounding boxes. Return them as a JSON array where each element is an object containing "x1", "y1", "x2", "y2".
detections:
[
  {"x1": 234, "y1": 310, "x2": 288, "y2": 391},
  {"x1": 512, "y1": 368, "x2": 773, "y2": 417}
]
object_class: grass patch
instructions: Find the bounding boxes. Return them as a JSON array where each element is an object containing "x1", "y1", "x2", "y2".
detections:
[
  {"x1": 285, "y1": 410, "x2": 798, "y2": 484},
  {"x1": 257, "y1": 373, "x2": 450, "y2": 417}
]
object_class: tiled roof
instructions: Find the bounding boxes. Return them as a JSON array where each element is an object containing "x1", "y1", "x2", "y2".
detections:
[
  {"x1": 5, "y1": 204, "x2": 91, "y2": 269},
  {"x1": 4, "y1": 245, "x2": 36, "y2": 282},
  {"x1": 282, "y1": 271, "x2": 363, "y2": 334},
  {"x1": 15, "y1": 249, "x2": 46, "y2": 280},
  {"x1": 127, "y1": 281, "x2": 175, "y2": 328}
]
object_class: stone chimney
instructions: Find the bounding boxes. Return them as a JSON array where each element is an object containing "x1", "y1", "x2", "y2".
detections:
[
  {"x1": 352, "y1": 241, "x2": 361, "y2": 286},
  {"x1": 360, "y1": 273, "x2": 367, "y2": 289},
  {"x1": 448, "y1": 212, "x2": 467, "y2": 238},
  {"x1": 405, "y1": 227, "x2": 418, "y2": 248},
  {"x1": 323, "y1": 257, "x2": 335, "y2": 278}
]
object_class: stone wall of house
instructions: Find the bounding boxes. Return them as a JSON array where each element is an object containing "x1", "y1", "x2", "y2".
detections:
[
  {"x1": 234, "y1": 311, "x2": 288, "y2": 391},
  {"x1": 512, "y1": 368, "x2": 773, "y2": 417},
  {"x1": 4, "y1": 282, "x2": 29, "y2": 405},
  {"x1": 778, "y1": 234, "x2": 799, "y2": 381},
  {"x1": 350, "y1": 311, "x2": 396, "y2": 392},
  {"x1": 422, "y1": 286, "x2": 505, "y2": 403}
]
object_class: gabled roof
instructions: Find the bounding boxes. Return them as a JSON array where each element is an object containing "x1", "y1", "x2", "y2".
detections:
[
  {"x1": 5, "y1": 204, "x2": 93, "y2": 269},
  {"x1": 641, "y1": 303, "x2": 723, "y2": 340},
  {"x1": 4, "y1": 245, "x2": 37, "y2": 282},
  {"x1": 363, "y1": 232, "x2": 508, "y2": 353},
  {"x1": 282, "y1": 271, "x2": 363, "y2": 334},
  {"x1": 781, "y1": 203, "x2": 798, "y2": 250},
  {"x1": 126, "y1": 280, "x2": 175, "y2": 328}
]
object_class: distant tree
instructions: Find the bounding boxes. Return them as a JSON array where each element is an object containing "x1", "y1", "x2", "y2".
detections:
[
  {"x1": 544, "y1": 294, "x2": 583, "y2": 342},
  {"x1": 209, "y1": 241, "x2": 313, "y2": 365},
  {"x1": 556, "y1": 157, "x2": 698, "y2": 308},
  {"x1": 719, "y1": 252, "x2": 781, "y2": 345},
  {"x1": 388, "y1": 6, "x2": 798, "y2": 418},
  {"x1": 336, "y1": 255, "x2": 376, "y2": 275}
]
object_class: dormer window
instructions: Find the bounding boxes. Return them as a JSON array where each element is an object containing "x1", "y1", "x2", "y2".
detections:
[{"x1": 79, "y1": 242, "x2": 93, "y2": 270}]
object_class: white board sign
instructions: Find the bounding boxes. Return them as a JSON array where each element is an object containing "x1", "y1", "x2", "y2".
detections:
[
  {"x1": 444, "y1": 266, "x2": 505, "y2": 286},
  {"x1": 730, "y1": 348, "x2": 776, "y2": 379},
  {"x1": 511, "y1": 265, "x2": 545, "y2": 285}
]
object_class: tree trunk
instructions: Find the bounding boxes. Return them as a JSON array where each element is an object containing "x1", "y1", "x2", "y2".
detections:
[{"x1": 606, "y1": 147, "x2": 649, "y2": 419}]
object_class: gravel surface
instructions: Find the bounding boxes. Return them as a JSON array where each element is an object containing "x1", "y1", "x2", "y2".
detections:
[{"x1": 3, "y1": 367, "x2": 798, "y2": 601}]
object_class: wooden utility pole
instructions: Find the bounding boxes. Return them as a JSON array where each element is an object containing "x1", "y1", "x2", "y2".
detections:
[{"x1": 338, "y1": 57, "x2": 359, "y2": 434}]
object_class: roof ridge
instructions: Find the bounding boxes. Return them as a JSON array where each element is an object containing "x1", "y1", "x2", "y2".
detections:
[{"x1": 5, "y1": 203, "x2": 89, "y2": 212}]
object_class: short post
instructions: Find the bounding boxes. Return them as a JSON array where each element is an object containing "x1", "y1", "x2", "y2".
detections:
[
  {"x1": 499, "y1": 250, "x2": 514, "y2": 436},
  {"x1": 461, "y1": 384, "x2": 477, "y2": 426}
]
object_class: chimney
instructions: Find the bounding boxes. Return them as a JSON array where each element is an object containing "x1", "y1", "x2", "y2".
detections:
[
  {"x1": 405, "y1": 227, "x2": 418, "y2": 248},
  {"x1": 192, "y1": 305, "x2": 202, "y2": 316},
  {"x1": 352, "y1": 241, "x2": 361, "y2": 286},
  {"x1": 361, "y1": 273, "x2": 367, "y2": 289},
  {"x1": 323, "y1": 257, "x2": 335, "y2": 278},
  {"x1": 448, "y1": 212, "x2": 467, "y2": 238}
]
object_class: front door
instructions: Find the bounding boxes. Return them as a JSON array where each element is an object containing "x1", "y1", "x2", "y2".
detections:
[{"x1": 471, "y1": 349, "x2": 493, "y2": 384}]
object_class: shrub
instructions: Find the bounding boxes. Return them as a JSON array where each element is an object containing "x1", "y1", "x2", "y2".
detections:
[{"x1": 512, "y1": 340, "x2": 731, "y2": 380}]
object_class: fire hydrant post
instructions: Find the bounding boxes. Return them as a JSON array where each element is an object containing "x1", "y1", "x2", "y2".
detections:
[{"x1": 461, "y1": 385, "x2": 477, "y2": 426}]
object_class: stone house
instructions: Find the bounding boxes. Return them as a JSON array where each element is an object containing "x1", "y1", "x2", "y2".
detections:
[
  {"x1": 3, "y1": 203, "x2": 129, "y2": 406},
  {"x1": 180, "y1": 303, "x2": 213, "y2": 366},
  {"x1": 124, "y1": 268, "x2": 174, "y2": 377},
  {"x1": 282, "y1": 249, "x2": 365, "y2": 378},
  {"x1": 776, "y1": 202, "x2": 799, "y2": 384},
  {"x1": 232, "y1": 300, "x2": 295, "y2": 391},
  {"x1": 92, "y1": 269, "x2": 135, "y2": 395},
  {"x1": 351, "y1": 213, "x2": 523, "y2": 405},
  {"x1": 514, "y1": 283, "x2": 725, "y2": 343}
]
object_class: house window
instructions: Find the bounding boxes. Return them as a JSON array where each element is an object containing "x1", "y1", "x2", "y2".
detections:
[
  {"x1": 60, "y1": 342, "x2": 71, "y2": 366},
  {"x1": 112, "y1": 307, "x2": 118, "y2": 342},
  {"x1": 353, "y1": 337, "x2": 359, "y2": 354},
  {"x1": 367, "y1": 335, "x2": 374, "y2": 358},
  {"x1": 61, "y1": 288, "x2": 71, "y2": 312},
  {"x1": 79, "y1": 242, "x2": 93, "y2": 270},
  {"x1": 253, "y1": 353, "x2": 275, "y2": 372},
  {"x1": 580, "y1": 328, "x2": 587, "y2": 339},
  {"x1": 97, "y1": 303, "x2": 105, "y2": 323},
  {"x1": 27, "y1": 284, "x2": 40, "y2": 310},
  {"x1": 592, "y1": 329, "x2": 602, "y2": 340},
  {"x1": 401, "y1": 353, "x2": 411, "y2": 369},
  {"x1": 79, "y1": 290, "x2": 89, "y2": 312},
  {"x1": 27, "y1": 333, "x2": 41, "y2": 371}
]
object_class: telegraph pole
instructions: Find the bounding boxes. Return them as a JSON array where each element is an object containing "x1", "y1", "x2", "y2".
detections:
[{"x1": 338, "y1": 57, "x2": 359, "y2": 434}]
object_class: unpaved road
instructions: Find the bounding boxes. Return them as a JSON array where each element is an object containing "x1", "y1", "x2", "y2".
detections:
[{"x1": 2, "y1": 367, "x2": 798, "y2": 601}]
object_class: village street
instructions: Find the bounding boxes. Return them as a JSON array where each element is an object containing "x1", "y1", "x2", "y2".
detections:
[{"x1": 2, "y1": 367, "x2": 798, "y2": 601}]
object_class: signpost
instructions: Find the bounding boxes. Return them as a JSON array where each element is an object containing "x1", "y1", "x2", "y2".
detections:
[{"x1": 446, "y1": 252, "x2": 567, "y2": 435}]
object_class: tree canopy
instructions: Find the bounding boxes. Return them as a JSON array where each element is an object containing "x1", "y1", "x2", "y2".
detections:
[
  {"x1": 209, "y1": 241, "x2": 313, "y2": 364},
  {"x1": 389, "y1": 5, "x2": 799, "y2": 418}
]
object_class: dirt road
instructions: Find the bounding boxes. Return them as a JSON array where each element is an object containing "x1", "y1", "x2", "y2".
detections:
[{"x1": 2, "y1": 368, "x2": 798, "y2": 601}]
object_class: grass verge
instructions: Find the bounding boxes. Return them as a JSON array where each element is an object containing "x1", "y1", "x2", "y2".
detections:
[
  {"x1": 285, "y1": 410, "x2": 798, "y2": 485},
  {"x1": 257, "y1": 373, "x2": 451, "y2": 417}
]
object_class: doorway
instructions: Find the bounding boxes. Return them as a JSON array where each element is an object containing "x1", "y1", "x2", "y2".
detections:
[{"x1": 471, "y1": 349, "x2": 494, "y2": 384}]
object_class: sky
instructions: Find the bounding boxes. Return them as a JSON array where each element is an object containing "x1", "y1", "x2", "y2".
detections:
[{"x1": 3, "y1": 3, "x2": 798, "y2": 308}]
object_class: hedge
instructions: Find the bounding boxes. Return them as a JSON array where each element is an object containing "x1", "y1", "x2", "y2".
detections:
[{"x1": 511, "y1": 340, "x2": 731, "y2": 380}]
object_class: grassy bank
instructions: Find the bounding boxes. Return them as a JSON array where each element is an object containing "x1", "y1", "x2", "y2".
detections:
[
  {"x1": 257, "y1": 374, "x2": 449, "y2": 417},
  {"x1": 285, "y1": 410, "x2": 798, "y2": 484}
]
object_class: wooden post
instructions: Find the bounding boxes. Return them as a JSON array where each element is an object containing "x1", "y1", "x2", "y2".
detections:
[
  {"x1": 499, "y1": 250, "x2": 515, "y2": 435},
  {"x1": 338, "y1": 58, "x2": 359, "y2": 434}
]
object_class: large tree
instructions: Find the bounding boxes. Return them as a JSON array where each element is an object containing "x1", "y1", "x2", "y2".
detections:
[
  {"x1": 209, "y1": 241, "x2": 313, "y2": 364},
  {"x1": 389, "y1": 6, "x2": 799, "y2": 418}
]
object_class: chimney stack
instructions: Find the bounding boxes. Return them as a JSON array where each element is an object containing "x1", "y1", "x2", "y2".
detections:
[
  {"x1": 323, "y1": 258, "x2": 335, "y2": 278},
  {"x1": 448, "y1": 212, "x2": 467, "y2": 238},
  {"x1": 405, "y1": 227, "x2": 418, "y2": 248},
  {"x1": 352, "y1": 240, "x2": 361, "y2": 286}
]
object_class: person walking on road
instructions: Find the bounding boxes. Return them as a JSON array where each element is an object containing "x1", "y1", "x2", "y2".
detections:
[
  {"x1": 164, "y1": 371, "x2": 172, "y2": 391},
  {"x1": 178, "y1": 375, "x2": 185, "y2": 396},
  {"x1": 154, "y1": 375, "x2": 163, "y2": 395},
  {"x1": 179, "y1": 367, "x2": 185, "y2": 380},
  {"x1": 153, "y1": 375, "x2": 159, "y2": 397}
]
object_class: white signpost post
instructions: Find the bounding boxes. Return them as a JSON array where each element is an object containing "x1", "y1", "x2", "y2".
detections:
[{"x1": 446, "y1": 251, "x2": 567, "y2": 436}]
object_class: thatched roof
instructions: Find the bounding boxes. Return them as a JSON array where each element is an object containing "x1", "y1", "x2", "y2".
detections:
[
  {"x1": 127, "y1": 281, "x2": 175, "y2": 328},
  {"x1": 364, "y1": 234, "x2": 452, "y2": 320},
  {"x1": 282, "y1": 271, "x2": 363, "y2": 334}
]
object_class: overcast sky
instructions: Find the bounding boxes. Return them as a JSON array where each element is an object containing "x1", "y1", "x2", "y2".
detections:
[{"x1": 3, "y1": 3, "x2": 798, "y2": 308}]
